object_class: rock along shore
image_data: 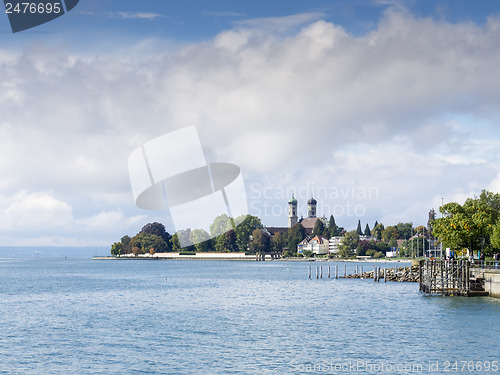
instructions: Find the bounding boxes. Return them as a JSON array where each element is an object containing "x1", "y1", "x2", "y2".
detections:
[{"x1": 341, "y1": 265, "x2": 420, "y2": 282}]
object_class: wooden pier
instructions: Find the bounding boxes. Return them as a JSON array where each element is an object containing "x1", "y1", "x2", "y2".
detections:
[{"x1": 419, "y1": 259, "x2": 489, "y2": 297}]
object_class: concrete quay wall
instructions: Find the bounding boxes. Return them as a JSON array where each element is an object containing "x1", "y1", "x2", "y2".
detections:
[{"x1": 483, "y1": 270, "x2": 500, "y2": 298}]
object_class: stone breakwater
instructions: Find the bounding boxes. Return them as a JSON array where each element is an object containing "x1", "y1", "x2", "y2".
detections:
[{"x1": 341, "y1": 265, "x2": 420, "y2": 282}]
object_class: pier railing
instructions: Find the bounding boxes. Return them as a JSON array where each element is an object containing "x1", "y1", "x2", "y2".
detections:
[
  {"x1": 470, "y1": 260, "x2": 498, "y2": 269},
  {"x1": 419, "y1": 259, "x2": 491, "y2": 296}
]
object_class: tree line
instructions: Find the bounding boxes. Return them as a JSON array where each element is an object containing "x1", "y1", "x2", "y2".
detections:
[
  {"x1": 111, "y1": 189, "x2": 500, "y2": 258},
  {"x1": 432, "y1": 190, "x2": 500, "y2": 257},
  {"x1": 110, "y1": 215, "x2": 264, "y2": 256},
  {"x1": 110, "y1": 213, "x2": 418, "y2": 258}
]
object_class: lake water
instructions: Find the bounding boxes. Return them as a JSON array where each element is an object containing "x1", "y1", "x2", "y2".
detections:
[{"x1": 0, "y1": 258, "x2": 498, "y2": 374}]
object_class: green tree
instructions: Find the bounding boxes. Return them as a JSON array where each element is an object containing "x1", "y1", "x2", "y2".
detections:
[
  {"x1": 110, "y1": 242, "x2": 123, "y2": 256},
  {"x1": 176, "y1": 229, "x2": 194, "y2": 251},
  {"x1": 234, "y1": 215, "x2": 263, "y2": 252},
  {"x1": 130, "y1": 232, "x2": 169, "y2": 253},
  {"x1": 312, "y1": 219, "x2": 325, "y2": 237},
  {"x1": 432, "y1": 190, "x2": 500, "y2": 256},
  {"x1": 271, "y1": 232, "x2": 285, "y2": 253},
  {"x1": 140, "y1": 222, "x2": 171, "y2": 243},
  {"x1": 285, "y1": 223, "x2": 306, "y2": 257},
  {"x1": 356, "y1": 240, "x2": 372, "y2": 256},
  {"x1": 372, "y1": 223, "x2": 385, "y2": 241},
  {"x1": 432, "y1": 201, "x2": 476, "y2": 252},
  {"x1": 395, "y1": 222, "x2": 413, "y2": 239},
  {"x1": 490, "y1": 220, "x2": 500, "y2": 250},
  {"x1": 170, "y1": 233, "x2": 181, "y2": 251},
  {"x1": 209, "y1": 214, "x2": 234, "y2": 238},
  {"x1": 376, "y1": 241, "x2": 390, "y2": 255},
  {"x1": 191, "y1": 229, "x2": 211, "y2": 252},
  {"x1": 356, "y1": 220, "x2": 363, "y2": 236},
  {"x1": 327, "y1": 215, "x2": 342, "y2": 237},
  {"x1": 249, "y1": 229, "x2": 271, "y2": 254},
  {"x1": 382, "y1": 226, "x2": 398, "y2": 243},
  {"x1": 121, "y1": 235, "x2": 131, "y2": 254},
  {"x1": 339, "y1": 231, "x2": 359, "y2": 258},
  {"x1": 364, "y1": 224, "x2": 371, "y2": 236},
  {"x1": 215, "y1": 229, "x2": 238, "y2": 252}
]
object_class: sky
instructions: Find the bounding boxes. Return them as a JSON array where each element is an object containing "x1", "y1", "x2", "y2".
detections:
[{"x1": 2, "y1": 0, "x2": 500, "y2": 247}]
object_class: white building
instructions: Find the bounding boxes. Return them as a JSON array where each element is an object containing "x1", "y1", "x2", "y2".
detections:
[
  {"x1": 301, "y1": 235, "x2": 330, "y2": 255},
  {"x1": 329, "y1": 236, "x2": 343, "y2": 254},
  {"x1": 297, "y1": 238, "x2": 309, "y2": 254}
]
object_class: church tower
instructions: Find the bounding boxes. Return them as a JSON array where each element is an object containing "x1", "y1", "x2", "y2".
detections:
[
  {"x1": 307, "y1": 196, "x2": 317, "y2": 218},
  {"x1": 288, "y1": 195, "x2": 298, "y2": 228}
]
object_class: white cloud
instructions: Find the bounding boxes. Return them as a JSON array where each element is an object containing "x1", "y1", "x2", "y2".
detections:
[
  {"x1": 2, "y1": 191, "x2": 73, "y2": 231},
  {"x1": 2, "y1": 9, "x2": 500, "y2": 244},
  {"x1": 488, "y1": 172, "x2": 500, "y2": 195},
  {"x1": 77, "y1": 210, "x2": 146, "y2": 233},
  {"x1": 104, "y1": 11, "x2": 165, "y2": 20},
  {"x1": 202, "y1": 11, "x2": 246, "y2": 18},
  {"x1": 236, "y1": 12, "x2": 326, "y2": 32}
]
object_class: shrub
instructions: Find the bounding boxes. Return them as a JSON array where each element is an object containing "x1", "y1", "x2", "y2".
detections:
[{"x1": 178, "y1": 251, "x2": 196, "y2": 256}]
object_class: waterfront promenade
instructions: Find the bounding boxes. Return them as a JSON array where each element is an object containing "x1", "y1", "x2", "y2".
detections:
[{"x1": 94, "y1": 252, "x2": 256, "y2": 261}]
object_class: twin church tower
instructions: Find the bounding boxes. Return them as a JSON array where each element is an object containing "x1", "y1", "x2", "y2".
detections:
[{"x1": 288, "y1": 195, "x2": 317, "y2": 228}]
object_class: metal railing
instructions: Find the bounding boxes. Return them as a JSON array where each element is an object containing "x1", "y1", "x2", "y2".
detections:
[{"x1": 470, "y1": 260, "x2": 499, "y2": 270}]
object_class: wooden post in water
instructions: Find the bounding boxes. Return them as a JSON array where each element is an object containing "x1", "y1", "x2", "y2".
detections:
[
  {"x1": 419, "y1": 260, "x2": 424, "y2": 292},
  {"x1": 452, "y1": 260, "x2": 456, "y2": 293},
  {"x1": 344, "y1": 265, "x2": 346, "y2": 277},
  {"x1": 320, "y1": 265, "x2": 323, "y2": 279},
  {"x1": 441, "y1": 260, "x2": 445, "y2": 295},
  {"x1": 308, "y1": 264, "x2": 311, "y2": 279},
  {"x1": 316, "y1": 266, "x2": 319, "y2": 279},
  {"x1": 356, "y1": 265, "x2": 358, "y2": 275},
  {"x1": 444, "y1": 262, "x2": 453, "y2": 294},
  {"x1": 384, "y1": 267, "x2": 387, "y2": 282},
  {"x1": 328, "y1": 265, "x2": 330, "y2": 278},
  {"x1": 465, "y1": 260, "x2": 470, "y2": 295},
  {"x1": 335, "y1": 265, "x2": 338, "y2": 279},
  {"x1": 361, "y1": 266, "x2": 363, "y2": 276}
]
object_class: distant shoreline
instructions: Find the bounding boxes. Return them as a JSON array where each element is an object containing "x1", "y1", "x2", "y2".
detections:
[{"x1": 94, "y1": 253, "x2": 412, "y2": 263}]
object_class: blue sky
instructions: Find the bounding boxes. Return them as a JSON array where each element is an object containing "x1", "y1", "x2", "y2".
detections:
[
  {"x1": 2, "y1": 0, "x2": 500, "y2": 246},
  {"x1": 2, "y1": 1, "x2": 500, "y2": 44}
]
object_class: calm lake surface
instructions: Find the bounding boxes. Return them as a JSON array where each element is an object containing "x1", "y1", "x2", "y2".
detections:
[{"x1": 0, "y1": 258, "x2": 498, "y2": 374}]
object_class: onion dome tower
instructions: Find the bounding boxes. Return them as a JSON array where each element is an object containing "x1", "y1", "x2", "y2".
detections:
[
  {"x1": 307, "y1": 196, "x2": 317, "y2": 218},
  {"x1": 288, "y1": 194, "x2": 298, "y2": 228}
]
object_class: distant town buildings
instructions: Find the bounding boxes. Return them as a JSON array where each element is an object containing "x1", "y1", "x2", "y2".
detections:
[
  {"x1": 269, "y1": 194, "x2": 377, "y2": 255},
  {"x1": 298, "y1": 235, "x2": 330, "y2": 255},
  {"x1": 329, "y1": 236, "x2": 343, "y2": 254},
  {"x1": 288, "y1": 195, "x2": 298, "y2": 228},
  {"x1": 288, "y1": 195, "x2": 328, "y2": 234}
]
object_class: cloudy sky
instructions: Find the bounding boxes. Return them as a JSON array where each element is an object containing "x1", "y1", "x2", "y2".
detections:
[{"x1": 1, "y1": 0, "x2": 500, "y2": 246}]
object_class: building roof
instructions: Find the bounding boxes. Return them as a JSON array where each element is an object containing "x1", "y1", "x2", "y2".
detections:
[
  {"x1": 307, "y1": 196, "x2": 317, "y2": 205},
  {"x1": 288, "y1": 194, "x2": 298, "y2": 205},
  {"x1": 310, "y1": 235, "x2": 328, "y2": 244},
  {"x1": 266, "y1": 227, "x2": 288, "y2": 236},
  {"x1": 299, "y1": 217, "x2": 319, "y2": 229},
  {"x1": 297, "y1": 217, "x2": 320, "y2": 236}
]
